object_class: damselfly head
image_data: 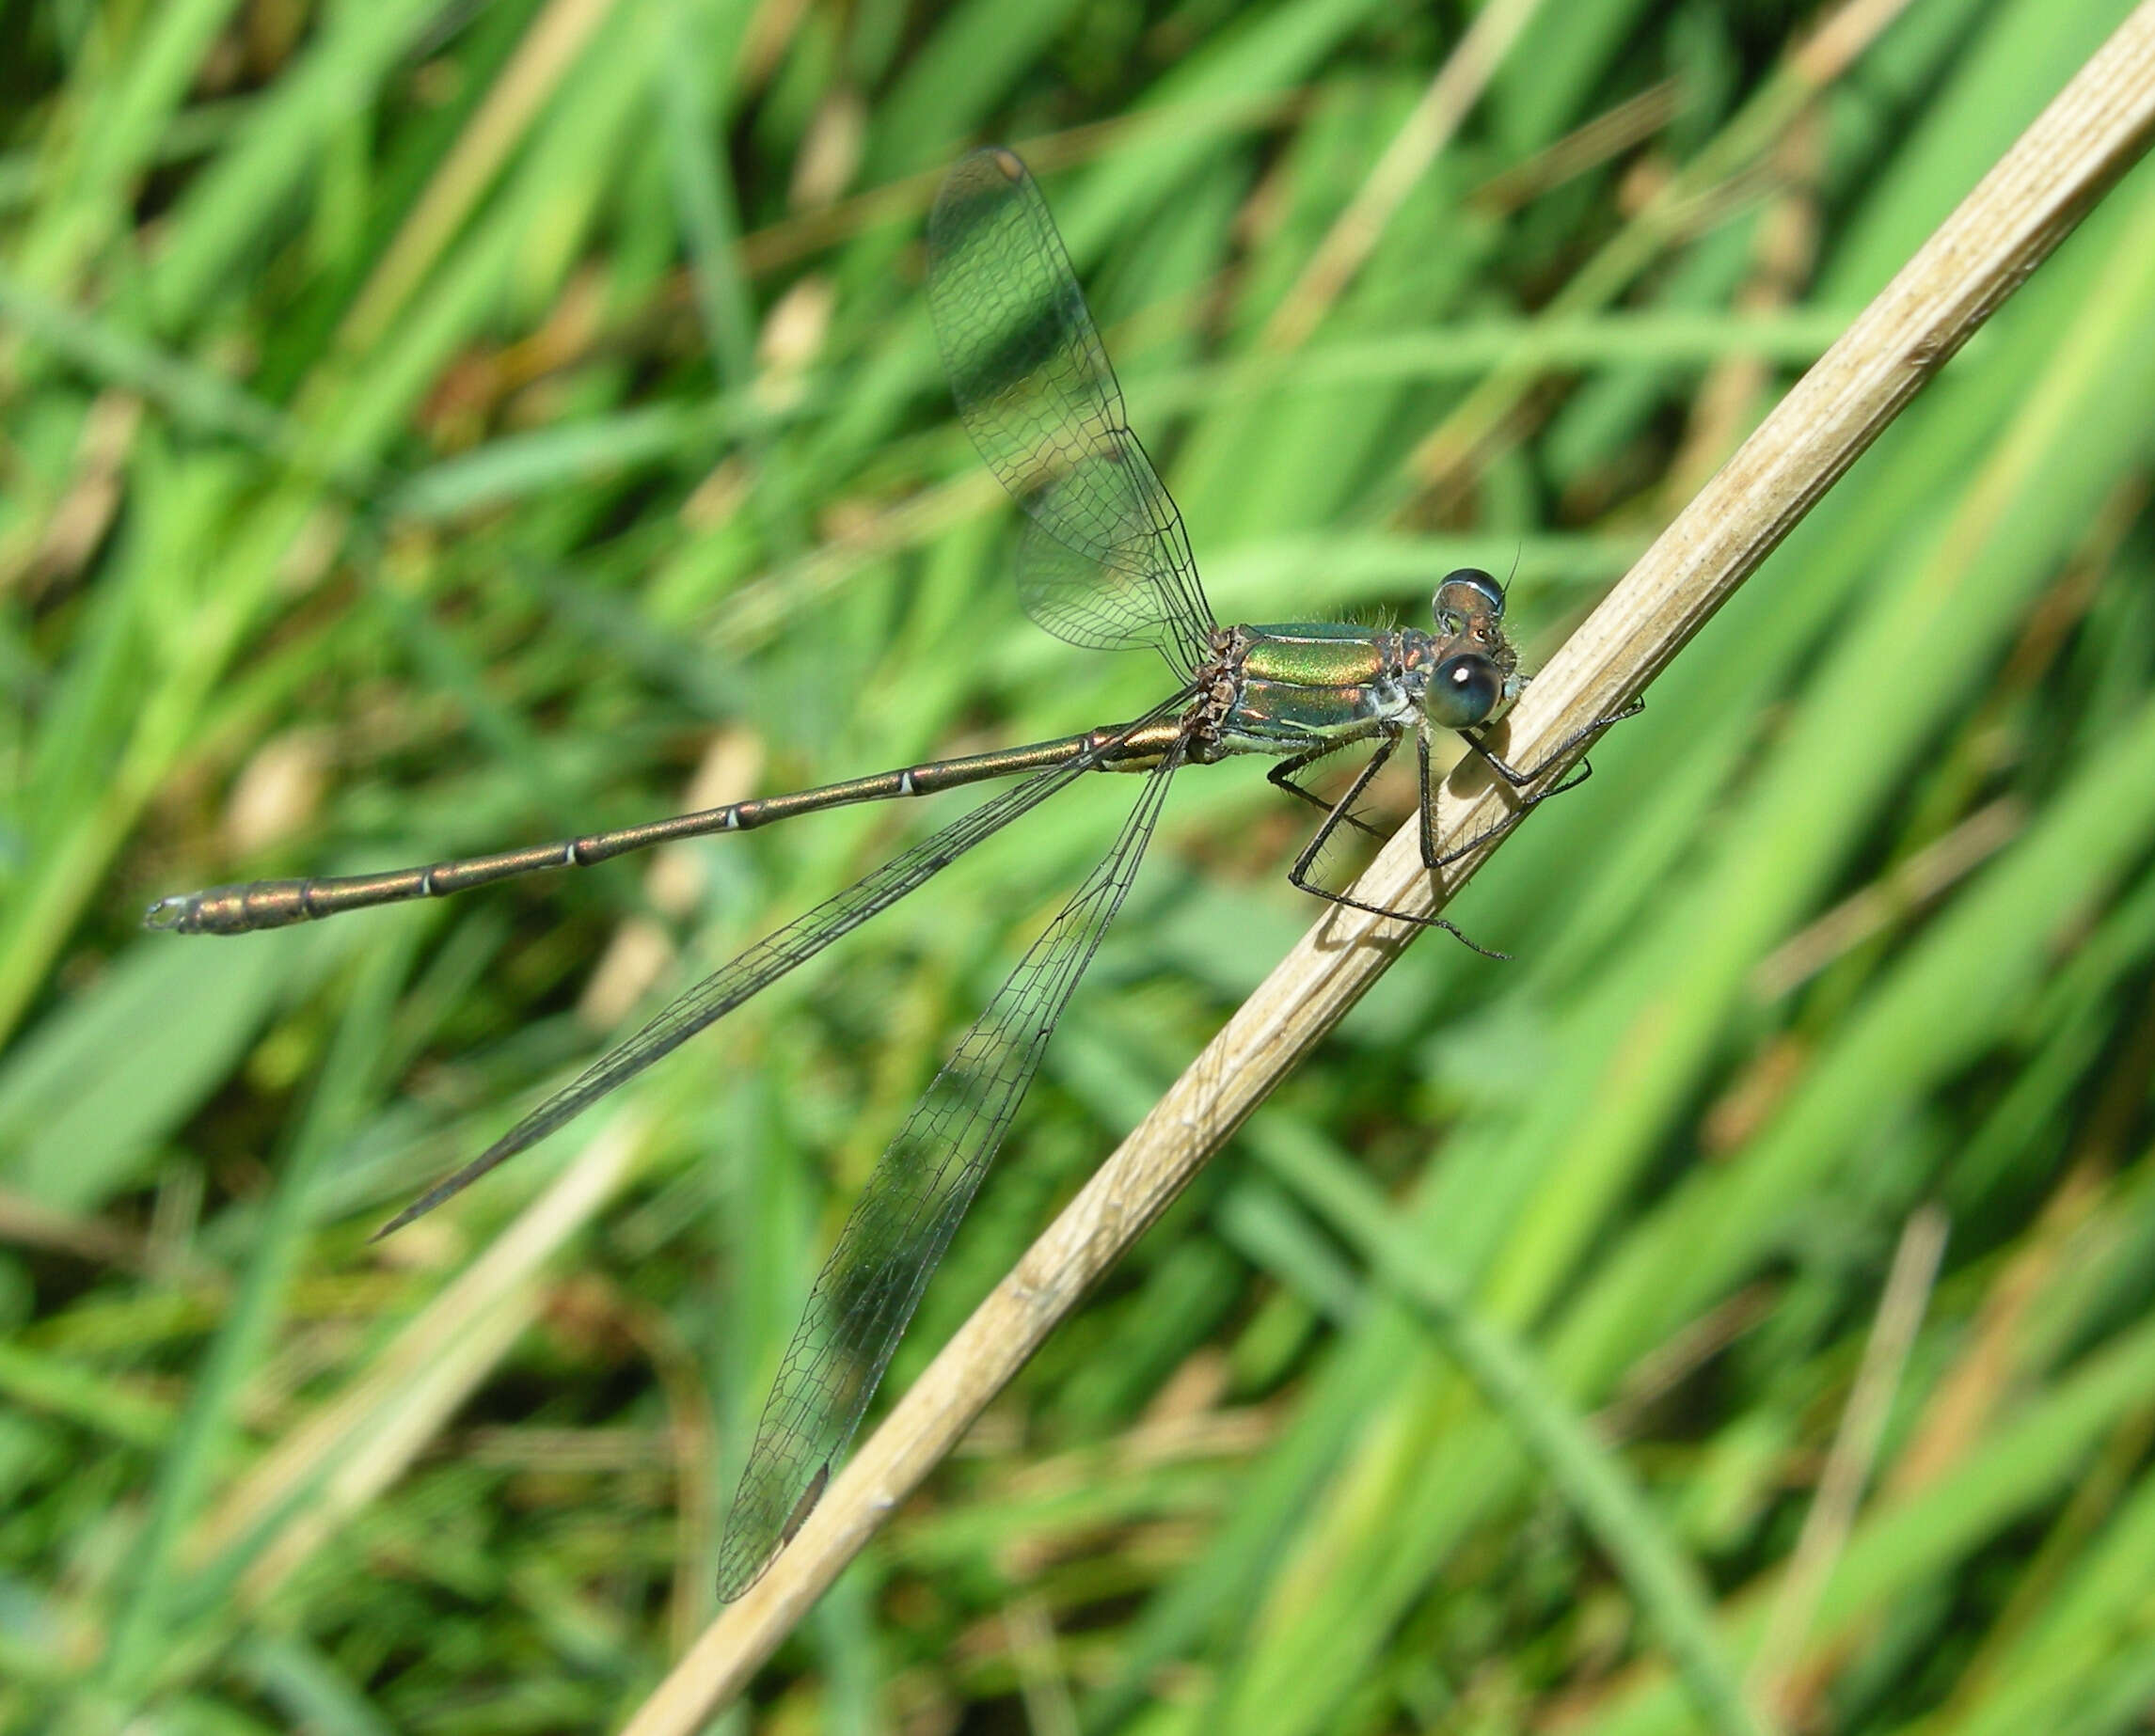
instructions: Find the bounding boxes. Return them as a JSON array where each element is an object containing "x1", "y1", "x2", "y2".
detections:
[
  {"x1": 1433, "y1": 567, "x2": 1506, "y2": 635},
  {"x1": 1426, "y1": 568, "x2": 1522, "y2": 730}
]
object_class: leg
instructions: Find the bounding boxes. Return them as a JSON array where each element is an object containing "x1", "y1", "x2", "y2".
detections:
[
  {"x1": 1464, "y1": 694, "x2": 1646, "y2": 790},
  {"x1": 1416, "y1": 722, "x2": 1530, "y2": 898},
  {"x1": 1416, "y1": 728, "x2": 1438, "y2": 870},
  {"x1": 1431, "y1": 800, "x2": 1532, "y2": 872},
  {"x1": 1269, "y1": 743, "x2": 1386, "y2": 839},
  {"x1": 1286, "y1": 735, "x2": 1510, "y2": 957},
  {"x1": 1428, "y1": 698, "x2": 1645, "y2": 874},
  {"x1": 1286, "y1": 873, "x2": 1511, "y2": 958}
]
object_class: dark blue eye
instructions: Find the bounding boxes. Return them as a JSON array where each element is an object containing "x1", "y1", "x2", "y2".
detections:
[
  {"x1": 1426, "y1": 655, "x2": 1500, "y2": 730},
  {"x1": 1434, "y1": 568, "x2": 1505, "y2": 630}
]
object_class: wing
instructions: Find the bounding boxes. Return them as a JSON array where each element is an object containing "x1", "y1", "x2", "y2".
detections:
[
  {"x1": 714, "y1": 744, "x2": 1182, "y2": 1599},
  {"x1": 372, "y1": 690, "x2": 1194, "y2": 1242},
  {"x1": 927, "y1": 147, "x2": 1214, "y2": 673}
]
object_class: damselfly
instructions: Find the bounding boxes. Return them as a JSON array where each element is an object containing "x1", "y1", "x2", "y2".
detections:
[{"x1": 147, "y1": 148, "x2": 1637, "y2": 1597}]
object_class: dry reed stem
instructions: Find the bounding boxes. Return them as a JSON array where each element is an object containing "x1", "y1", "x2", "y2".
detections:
[{"x1": 624, "y1": 9, "x2": 2155, "y2": 1728}]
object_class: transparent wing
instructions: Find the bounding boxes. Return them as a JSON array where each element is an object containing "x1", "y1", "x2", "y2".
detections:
[
  {"x1": 714, "y1": 744, "x2": 1182, "y2": 1599},
  {"x1": 372, "y1": 691, "x2": 1194, "y2": 1241},
  {"x1": 927, "y1": 147, "x2": 1214, "y2": 672}
]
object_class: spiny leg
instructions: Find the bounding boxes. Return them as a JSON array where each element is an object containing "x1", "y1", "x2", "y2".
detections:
[
  {"x1": 1268, "y1": 742, "x2": 1386, "y2": 840},
  {"x1": 1431, "y1": 796, "x2": 1534, "y2": 872},
  {"x1": 1464, "y1": 695, "x2": 1646, "y2": 789},
  {"x1": 1434, "y1": 697, "x2": 1646, "y2": 872},
  {"x1": 1435, "y1": 745, "x2": 1588, "y2": 872},
  {"x1": 1416, "y1": 728, "x2": 1438, "y2": 870},
  {"x1": 1285, "y1": 734, "x2": 1509, "y2": 958}
]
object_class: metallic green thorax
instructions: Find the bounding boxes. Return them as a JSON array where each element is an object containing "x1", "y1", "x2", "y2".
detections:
[
  {"x1": 1238, "y1": 621, "x2": 1395, "y2": 687},
  {"x1": 1175, "y1": 604, "x2": 1527, "y2": 766},
  {"x1": 1211, "y1": 624, "x2": 1413, "y2": 759}
]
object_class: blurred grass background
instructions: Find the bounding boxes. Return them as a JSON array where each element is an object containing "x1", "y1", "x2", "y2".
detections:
[{"x1": 5, "y1": 0, "x2": 2155, "y2": 1729}]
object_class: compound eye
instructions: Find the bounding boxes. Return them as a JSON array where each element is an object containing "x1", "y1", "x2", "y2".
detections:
[
  {"x1": 1433, "y1": 567, "x2": 1506, "y2": 632},
  {"x1": 1427, "y1": 655, "x2": 1500, "y2": 730}
]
